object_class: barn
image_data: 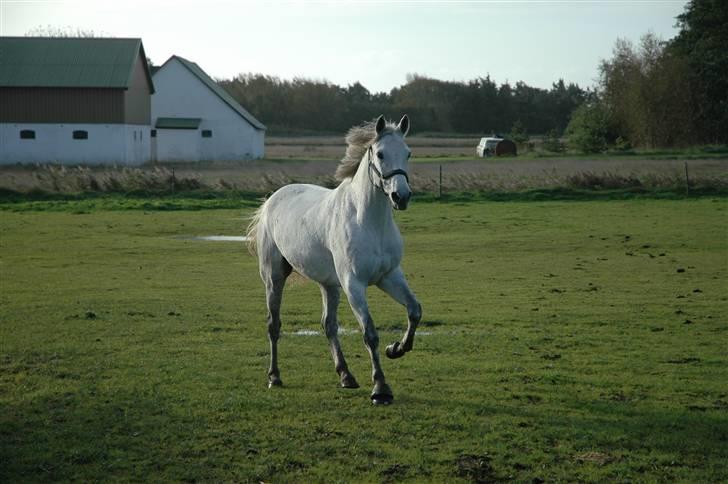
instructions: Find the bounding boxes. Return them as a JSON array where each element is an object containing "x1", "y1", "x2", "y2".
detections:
[
  {"x1": 151, "y1": 56, "x2": 265, "y2": 162},
  {"x1": 0, "y1": 37, "x2": 154, "y2": 165}
]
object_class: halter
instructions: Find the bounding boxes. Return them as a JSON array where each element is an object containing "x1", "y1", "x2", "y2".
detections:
[{"x1": 367, "y1": 145, "x2": 409, "y2": 192}]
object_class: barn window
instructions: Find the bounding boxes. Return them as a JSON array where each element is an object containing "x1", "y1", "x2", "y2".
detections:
[
  {"x1": 20, "y1": 130, "x2": 36, "y2": 140},
  {"x1": 201, "y1": 130, "x2": 213, "y2": 138},
  {"x1": 72, "y1": 130, "x2": 88, "y2": 140},
  {"x1": 151, "y1": 129, "x2": 157, "y2": 138}
]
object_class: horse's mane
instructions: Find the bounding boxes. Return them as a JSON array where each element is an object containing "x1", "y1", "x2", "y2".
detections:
[{"x1": 335, "y1": 119, "x2": 400, "y2": 181}]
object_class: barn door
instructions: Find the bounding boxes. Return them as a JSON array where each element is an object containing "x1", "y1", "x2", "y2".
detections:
[{"x1": 135, "y1": 129, "x2": 144, "y2": 163}]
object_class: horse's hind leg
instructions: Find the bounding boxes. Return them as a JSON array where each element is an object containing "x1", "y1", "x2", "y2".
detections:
[
  {"x1": 260, "y1": 245, "x2": 292, "y2": 388},
  {"x1": 319, "y1": 285, "x2": 359, "y2": 389}
]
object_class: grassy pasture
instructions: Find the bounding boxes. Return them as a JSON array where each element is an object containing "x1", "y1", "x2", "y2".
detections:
[{"x1": 1, "y1": 198, "x2": 727, "y2": 482}]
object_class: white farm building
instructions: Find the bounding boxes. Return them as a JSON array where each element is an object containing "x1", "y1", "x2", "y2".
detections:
[
  {"x1": 151, "y1": 56, "x2": 266, "y2": 162},
  {"x1": 0, "y1": 37, "x2": 154, "y2": 165},
  {"x1": 0, "y1": 38, "x2": 265, "y2": 165}
]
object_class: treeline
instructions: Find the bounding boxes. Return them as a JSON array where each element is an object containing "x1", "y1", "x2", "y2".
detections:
[
  {"x1": 220, "y1": 74, "x2": 587, "y2": 136},
  {"x1": 221, "y1": 0, "x2": 725, "y2": 151},
  {"x1": 567, "y1": 0, "x2": 727, "y2": 151}
]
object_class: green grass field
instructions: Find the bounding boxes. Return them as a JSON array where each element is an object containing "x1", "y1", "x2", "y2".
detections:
[{"x1": 1, "y1": 198, "x2": 727, "y2": 482}]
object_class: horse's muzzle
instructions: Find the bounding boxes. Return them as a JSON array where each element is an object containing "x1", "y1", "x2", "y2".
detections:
[{"x1": 390, "y1": 191, "x2": 410, "y2": 210}]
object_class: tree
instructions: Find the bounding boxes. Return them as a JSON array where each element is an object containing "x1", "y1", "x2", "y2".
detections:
[
  {"x1": 598, "y1": 32, "x2": 694, "y2": 148},
  {"x1": 220, "y1": 72, "x2": 586, "y2": 135},
  {"x1": 549, "y1": 79, "x2": 588, "y2": 133},
  {"x1": 509, "y1": 119, "x2": 529, "y2": 145},
  {"x1": 595, "y1": 1, "x2": 728, "y2": 147},
  {"x1": 670, "y1": 0, "x2": 728, "y2": 143},
  {"x1": 566, "y1": 102, "x2": 613, "y2": 153},
  {"x1": 542, "y1": 129, "x2": 565, "y2": 153},
  {"x1": 25, "y1": 25, "x2": 101, "y2": 37}
]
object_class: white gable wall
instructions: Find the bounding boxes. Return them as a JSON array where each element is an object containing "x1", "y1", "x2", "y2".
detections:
[{"x1": 152, "y1": 59, "x2": 264, "y2": 162}]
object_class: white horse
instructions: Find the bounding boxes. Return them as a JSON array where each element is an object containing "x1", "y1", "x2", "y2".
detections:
[{"x1": 247, "y1": 115, "x2": 422, "y2": 405}]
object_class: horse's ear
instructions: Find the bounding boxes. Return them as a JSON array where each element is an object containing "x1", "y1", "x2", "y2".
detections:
[
  {"x1": 397, "y1": 114, "x2": 410, "y2": 137},
  {"x1": 375, "y1": 115, "x2": 386, "y2": 135}
]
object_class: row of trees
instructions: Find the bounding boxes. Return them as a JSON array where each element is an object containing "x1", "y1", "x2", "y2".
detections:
[
  {"x1": 567, "y1": 0, "x2": 727, "y2": 151},
  {"x1": 222, "y1": 1, "x2": 725, "y2": 151},
  {"x1": 220, "y1": 74, "x2": 587, "y2": 136}
]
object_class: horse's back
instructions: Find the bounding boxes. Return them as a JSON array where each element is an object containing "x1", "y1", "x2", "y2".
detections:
[{"x1": 261, "y1": 183, "x2": 332, "y2": 226}]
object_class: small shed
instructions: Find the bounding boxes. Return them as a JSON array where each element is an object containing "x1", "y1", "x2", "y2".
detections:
[
  {"x1": 494, "y1": 139, "x2": 517, "y2": 156},
  {"x1": 477, "y1": 136, "x2": 518, "y2": 157},
  {"x1": 151, "y1": 56, "x2": 265, "y2": 162}
]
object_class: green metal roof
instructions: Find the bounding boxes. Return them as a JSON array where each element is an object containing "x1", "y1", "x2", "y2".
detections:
[
  {"x1": 161, "y1": 55, "x2": 265, "y2": 131},
  {"x1": 0, "y1": 37, "x2": 154, "y2": 92},
  {"x1": 155, "y1": 117, "x2": 201, "y2": 129}
]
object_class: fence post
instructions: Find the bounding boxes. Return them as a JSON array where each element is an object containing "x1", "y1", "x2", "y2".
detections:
[
  {"x1": 438, "y1": 164, "x2": 442, "y2": 199},
  {"x1": 684, "y1": 161, "x2": 690, "y2": 197}
]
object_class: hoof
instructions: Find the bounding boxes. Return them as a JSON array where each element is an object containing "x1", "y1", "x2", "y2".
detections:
[
  {"x1": 340, "y1": 373, "x2": 360, "y2": 389},
  {"x1": 371, "y1": 393, "x2": 394, "y2": 405},
  {"x1": 268, "y1": 376, "x2": 283, "y2": 388},
  {"x1": 371, "y1": 381, "x2": 393, "y2": 405},
  {"x1": 386, "y1": 341, "x2": 406, "y2": 359}
]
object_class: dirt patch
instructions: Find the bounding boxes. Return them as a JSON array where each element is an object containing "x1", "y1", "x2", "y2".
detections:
[
  {"x1": 380, "y1": 463, "x2": 410, "y2": 481},
  {"x1": 665, "y1": 357, "x2": 701, "y2": 364},
  {"x1": 454, "y1": 453, "x2": 500, "y2": 482},
  {"x1": 575, "y1": 451, "x2": 614, "y2": 466},
  {"x1": 542, "y1": 353, "x2": 562, "y2": 360}
]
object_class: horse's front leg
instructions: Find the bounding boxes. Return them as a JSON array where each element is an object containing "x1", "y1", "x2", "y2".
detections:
[
  {"x1": 376, "y1": 268, "x2": 422, "y2": 359},
  {"x1": 342, "y1": 279, "x2": 393, "y2": 405}
]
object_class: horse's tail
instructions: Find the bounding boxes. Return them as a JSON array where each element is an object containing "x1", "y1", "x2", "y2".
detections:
[{"x1": 245, "y1": 200, "x2": 266, "y2": 256}]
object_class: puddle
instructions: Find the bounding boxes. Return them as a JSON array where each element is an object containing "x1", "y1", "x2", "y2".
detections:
[
  {"x1": 180, "y1": 235, "x2": 249, "y2": 242},
  {"x1": 285, "y1": 329, "x2": 357, "y2": 337},
  {"x1": 288, "y1": 329, "x2": 322, "y2": 336}
]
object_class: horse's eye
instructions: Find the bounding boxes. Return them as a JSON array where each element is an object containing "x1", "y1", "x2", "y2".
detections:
[
  {"x1": 407, "y1": 151, "x2": 412, "y2": 159},
  {"x1": 376, "y1": 151, "x2": 384, "y2": 160}
]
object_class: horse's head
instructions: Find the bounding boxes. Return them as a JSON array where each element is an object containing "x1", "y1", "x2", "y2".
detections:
[{"x1": 369, "y1": 114, "x2": 412, "y2": 210}]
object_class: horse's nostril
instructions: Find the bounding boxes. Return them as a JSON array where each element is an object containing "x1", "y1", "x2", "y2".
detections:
[{"x1": 391, "y1": 192, "x2": 401, "y2": 204}]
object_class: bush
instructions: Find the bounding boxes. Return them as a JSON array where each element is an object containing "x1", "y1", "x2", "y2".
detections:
[
  {"x1": 510, "y1": 120, "x2": 529, "y2": 145},
  {"x1": 542, "y1": 129, "x2": 565, "y2": 153},
  {"x1": 566, "y1": 102, "x2": 613, "y2": 153},
  {"x1": 614, "y1": 136, "x2": 632, "y2": 151}
]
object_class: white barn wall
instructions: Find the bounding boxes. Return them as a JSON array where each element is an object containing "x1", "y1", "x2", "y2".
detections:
[
  {"x1": 0, "y1": 124, "x2": 150, "y2": 165},
  {"x1": 156, "y1": 129, "x2": 200, "y2": 162},
  {"x1": 152, "y1": 60, "x2": 264, "y2": 162}
]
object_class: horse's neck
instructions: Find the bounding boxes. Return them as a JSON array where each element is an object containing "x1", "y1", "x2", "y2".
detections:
[{"x1": 348, "y1": 155, "x2": 392, "y2": 225}]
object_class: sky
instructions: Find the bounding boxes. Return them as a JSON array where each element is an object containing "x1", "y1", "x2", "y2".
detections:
[{"x1": 1, "y1": 0, "x2": 687, "y2": 93}]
